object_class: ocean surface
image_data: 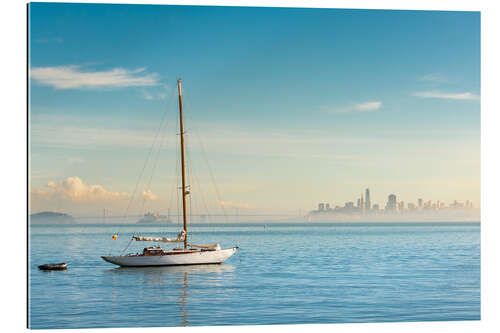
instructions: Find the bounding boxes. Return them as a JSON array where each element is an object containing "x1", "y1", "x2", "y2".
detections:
[{"x1": 28, "y1": 222, "x2": 480, "y2": 329}]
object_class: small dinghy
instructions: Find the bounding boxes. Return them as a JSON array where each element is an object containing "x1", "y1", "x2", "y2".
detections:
[{"x1": 38, "y1": 263, "x2": 67, "y2": 271}]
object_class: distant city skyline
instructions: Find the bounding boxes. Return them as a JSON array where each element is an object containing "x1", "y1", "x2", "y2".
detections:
[
  {"x1": 314, "y1": 187, "x2": 477, "y2": 215},
  {"x1": 29, "y1": 4, "x2": 480, "y2": 216}
]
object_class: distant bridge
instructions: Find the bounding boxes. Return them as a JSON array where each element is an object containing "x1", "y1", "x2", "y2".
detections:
[{"x1": 74, "y1": 213, "x2": 299, "y2": 219}]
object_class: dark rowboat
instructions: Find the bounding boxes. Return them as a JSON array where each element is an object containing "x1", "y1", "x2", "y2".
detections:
[{"x1": 38, "y1": 263, "x2": 67, "y2": 271}]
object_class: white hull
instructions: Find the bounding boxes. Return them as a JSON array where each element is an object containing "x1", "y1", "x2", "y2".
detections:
[{"x1": 102, "y1": 247, "x2": 237, "y2": 267}]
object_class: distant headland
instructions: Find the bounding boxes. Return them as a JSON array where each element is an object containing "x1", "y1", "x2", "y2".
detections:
[{"x1": 30, "y1": 211, "x2": 75, "y2": 224}]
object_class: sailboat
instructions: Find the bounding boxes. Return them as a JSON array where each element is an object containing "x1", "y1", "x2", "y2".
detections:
[{"x1": 101, "y1": 79, "x2": 238, "y2": 267}]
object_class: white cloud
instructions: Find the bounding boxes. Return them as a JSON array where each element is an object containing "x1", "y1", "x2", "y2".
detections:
[
  {"x1": 413, "y1": 91, "x2": 480, "y2": 100},
  {"x1": 31, "y1": 122, "x2": 161, "y2": 148},
  {"x1": 216, "y1": 200, "x2": 254, "y2": 209},
  {"x1": 30, "y1": 65, "x2": 160, "y2": 89},
  {"x1": 30, "y1": 188, "x2": 50, "y2": 200},
  {"x1": 417, "y1": 73, "x2": 450, "y2": 83},
  {"x1": 34, "y1": 176, "x2": 130, "y2": 203},
  {"x1": 141, "y1": 189, "x2": 161, "y2": 201},
  {"x1": 352, "y1": 101, "x2": 382, "y2": 111},
  {"x1": 328, "y1": 101, "x2": 382, "y2": 113},
  {"x1": 140, "y1": 87, "x2": 168, "y2": 100}
]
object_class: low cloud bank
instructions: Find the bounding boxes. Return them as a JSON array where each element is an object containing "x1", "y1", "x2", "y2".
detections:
[{"x1": 33, "y1": 176, "x2": 130, "y2": 203}]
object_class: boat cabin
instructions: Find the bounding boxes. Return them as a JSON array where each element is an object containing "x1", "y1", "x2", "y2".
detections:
[{"x1": 142, "y1": 247, "x2": 166, "y2": 256}]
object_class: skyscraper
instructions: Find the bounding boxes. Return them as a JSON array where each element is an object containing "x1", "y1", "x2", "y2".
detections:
[
  {"x1": 360, "y1": 194, "x2": 365, "y2": 215},
  {"x1": 386, "y1": 194, "x2": 397, "y2": 212},
  {"x1": 365, "y1": 188, "x2": 371, "y2": 212}
]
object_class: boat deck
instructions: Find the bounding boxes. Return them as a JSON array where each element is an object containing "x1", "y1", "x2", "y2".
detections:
[{"x1": 124, "y1": 247, "x2": 218, "y2": 257}]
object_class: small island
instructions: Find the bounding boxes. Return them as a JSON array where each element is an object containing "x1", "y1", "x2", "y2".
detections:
[{"x1": 30, "y1": 211, "x2": 75, "y2": 224}]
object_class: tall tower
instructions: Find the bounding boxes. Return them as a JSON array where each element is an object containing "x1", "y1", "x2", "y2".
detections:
[
  {"x1": 365, "y1": 188, "x2": 371, "y2": 212},
  {"x1": 386, "y1": 194, "x2": 397, "y2": 212},
  {"x1": 360, "y1": 194, "x2": 365, "y2": 215}
]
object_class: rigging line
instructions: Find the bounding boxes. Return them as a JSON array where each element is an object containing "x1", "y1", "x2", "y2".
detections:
[
  {"x1": 185, "y1": 138, "x2": 212, "y2": 232},
  {"x1": 137, "y1": 85, "x2": 176, "y2": 219},
  {"x1": 183, "y1": 97, "x2": 229, "y2": 223},
  {"x1": 188, "y1": 149, "x2": 211, "y2": 223},
  {"x1": 185, "y1": 134, "x2": 193, "y2": 238},
  {"x1": 184, "y1": 114, "x2": 204, "y2": 240},
  {"x1": 188, "y1": 168, "x2": 193, "y2": 245},
  {"x1": 114, "y1": 91, "x2": 170, "y2": 255},
  {"x1": 192, "y1": 159, "x2": 214, "y2": 234},
  {"x1": 109, "y1": 109, "x2": 167, "y2": 255},
  {"x1": 138, "y1": 119, "x2": 169, "y2": 219},
  {"x1": 128, "y1": 104, "x2": 169, "y2": 234},
  {"x1": 123, "y1": 104, "x2": 169, "y2": 222},
  {"x1": 188, "y1": 145, "x2": 204, "y2": 237},
  {"x1": 165, "y1": 94, "x2": 179, "y2": 228},
  {"x1": 120, "y1": 236, "x2": 134, "y2": 256},
  {"x1": 161, "y1": 85, "x2": 179, "y2": 231},
  {"x1": 181, "y1": 93, "x2": 202, "y2": 231},
  {"x1": 183, "y1": 92, "x2": 240, "y2": 247},
  {"x1": 164, "y1": 94, "x2": 180, "y2": 229}
]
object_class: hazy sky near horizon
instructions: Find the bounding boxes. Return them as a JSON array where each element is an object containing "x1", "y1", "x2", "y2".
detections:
[{"x1": 29, "y1": 3, "x2": 480, "y2": 216}]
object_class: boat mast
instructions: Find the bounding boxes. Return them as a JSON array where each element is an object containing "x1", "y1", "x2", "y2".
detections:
[{"x1": 177, "y1": 78, "x2": 188, "y2": 249}]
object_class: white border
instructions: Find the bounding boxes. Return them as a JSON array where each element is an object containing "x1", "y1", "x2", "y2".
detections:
[{"x1": 1, "y1": 1, "x2": 498, "y2": 333}]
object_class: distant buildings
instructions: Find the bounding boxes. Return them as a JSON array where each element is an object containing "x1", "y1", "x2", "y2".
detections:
[
  {"x1": 385, "y1": 194, "x2": 397, "y2": 212},
  {"x1": 311, "y1": 187, "x2": 476, "y2": 218},
  {"x1": 318, "y1": 203, "x2": 332, "y2": 212},
  {"x1": 450, "y1": 200, "x2": 465, "y2": 209}
]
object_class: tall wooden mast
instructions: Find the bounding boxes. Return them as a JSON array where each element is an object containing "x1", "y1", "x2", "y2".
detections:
[{"x1": 177, "y1": 78, "x2": 188, "y2": 249}]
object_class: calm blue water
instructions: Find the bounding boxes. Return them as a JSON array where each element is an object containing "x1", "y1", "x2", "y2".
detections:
[{"x1": 28, "y1": 222, "x2": 480, "y2": 329}]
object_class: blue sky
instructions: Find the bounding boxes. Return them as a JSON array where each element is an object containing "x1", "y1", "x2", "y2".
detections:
[{"x1": 28, "y1": 3, "x2": 480, "y2": 216}]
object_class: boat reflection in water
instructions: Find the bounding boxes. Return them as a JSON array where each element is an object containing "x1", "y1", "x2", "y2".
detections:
[{"x1": 106, "y1": 264, "x2": 235, "y2": 326}]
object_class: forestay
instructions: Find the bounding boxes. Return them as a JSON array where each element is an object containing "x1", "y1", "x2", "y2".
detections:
[{"x1": 133, "y1": 230, "x2": 186, "y2": 243}]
